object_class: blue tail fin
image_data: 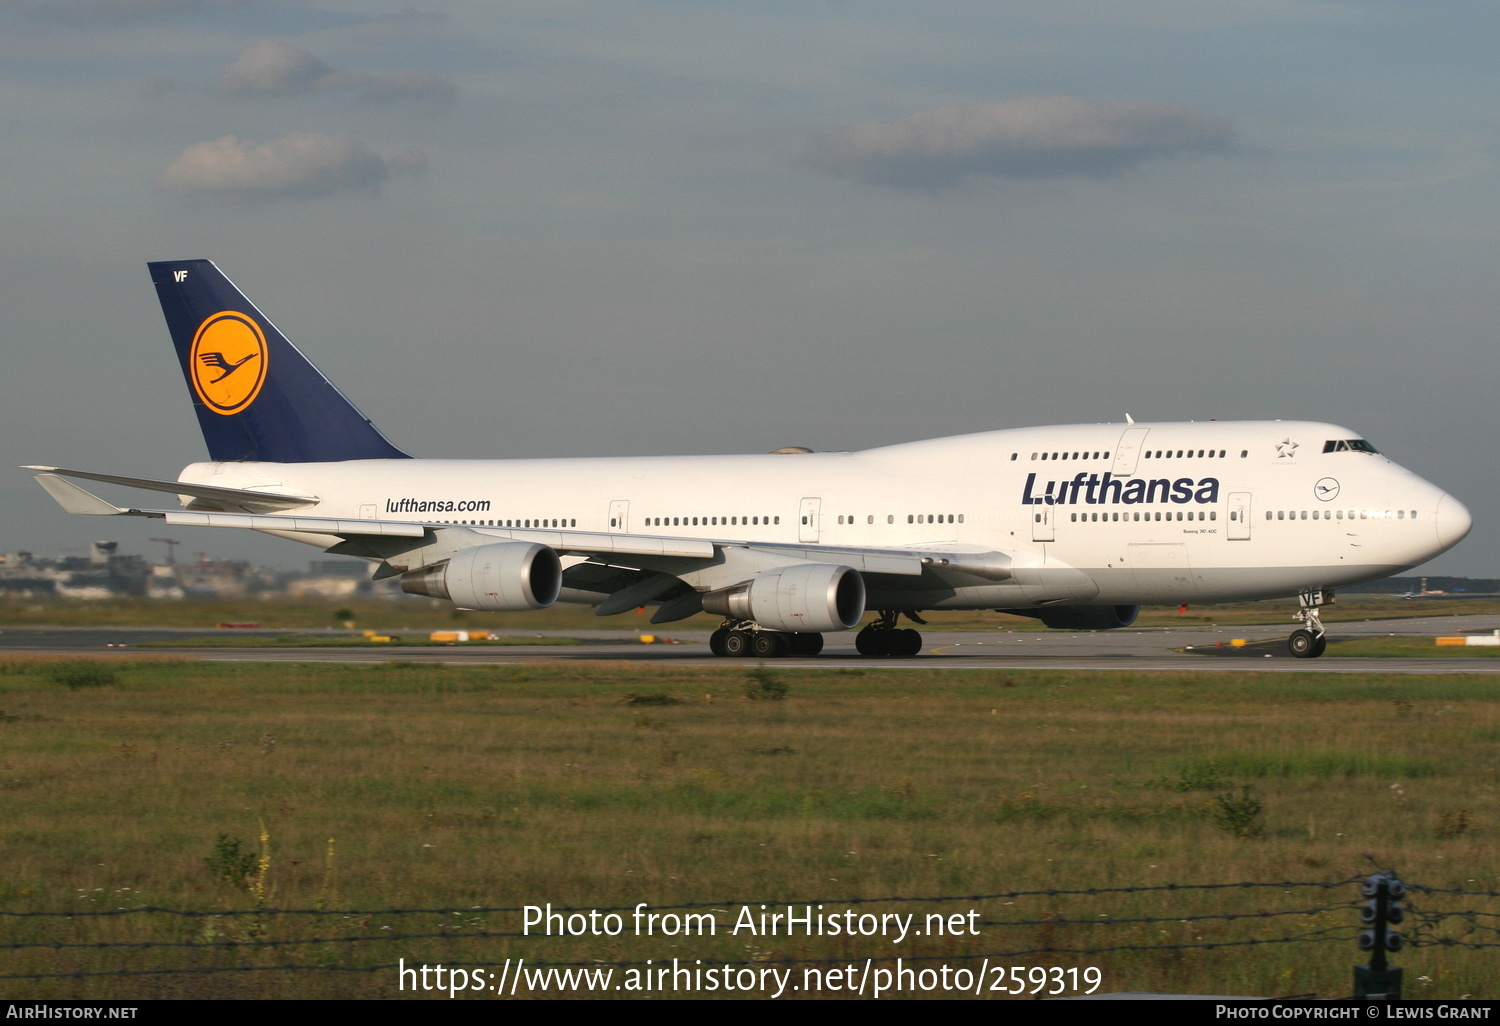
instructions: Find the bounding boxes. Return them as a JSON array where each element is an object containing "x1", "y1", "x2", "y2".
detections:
[{"x1": 149, "y1": 259, "x2": 411, "y2": 462}]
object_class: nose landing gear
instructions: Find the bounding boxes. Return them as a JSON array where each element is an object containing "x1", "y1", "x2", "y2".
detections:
[{"x1": 1288, "y1": 590, "x2": 1329, "y2": 659}]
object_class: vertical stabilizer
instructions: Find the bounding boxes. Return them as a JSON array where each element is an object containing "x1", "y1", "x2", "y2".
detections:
[{"x1": 149, "y1": 259, "x2": 411, "y2": 462}]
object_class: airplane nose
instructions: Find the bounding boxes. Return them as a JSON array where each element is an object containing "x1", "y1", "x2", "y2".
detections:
[{"x1": 1435, "y1": 493, "x2": 1473, "y2": 552}]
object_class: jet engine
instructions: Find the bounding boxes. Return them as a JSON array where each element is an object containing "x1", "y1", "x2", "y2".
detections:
[
  {"x1": 1006, "y1": 605, "x2": 1140, "y2": 630},
  {"x1": 701, "y1": 563, "x2": 865, "y2": 633},
  {"x1": 400, "y1": 542, "x2": 562, "y2": 611}
]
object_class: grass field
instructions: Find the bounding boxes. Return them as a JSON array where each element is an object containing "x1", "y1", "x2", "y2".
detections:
[{"x1": 1, "y1": 655, "x2": 1496, "y2": 999}]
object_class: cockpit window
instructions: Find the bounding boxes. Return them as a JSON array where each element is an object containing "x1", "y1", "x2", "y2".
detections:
[{"x1": 1322, "y1": 439, "x2": 1379, "y2": 454}]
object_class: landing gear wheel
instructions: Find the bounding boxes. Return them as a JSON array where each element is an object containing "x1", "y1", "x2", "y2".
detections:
[
  {"x1": 751, "y1": 631, "x2": 789, "y2": 658},
  {"x1": 709, "y1": 628, "x2": 729, "y2": 657},
  {"x1": 723, "y1": 631, "x2": 753, "y2": 657},
  {"x1": 787, "y1": 633, "x2": 824, "y2": 656},
  {"x1": 1288, "y1": 628, "x2": 1323, "y2": 659},
  {"x1": 1311, "y1": 634, "x2": 1327, "y2": 658},
  {"x1": 890, "y1": 629, "x2": 924, "y2": 657},
  {"x1": 855, "y1": 626, "x2": 889, "y2": 656}
]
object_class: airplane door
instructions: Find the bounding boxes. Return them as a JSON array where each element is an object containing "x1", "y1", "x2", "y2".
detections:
[
  {"x1": 1227, "y1": 492, "x2": 1251, "y2": 541},
  {"x1": 1112, "y1": 427, "x2": 1150, "y2": 477},
  {"x1": 1030, "y1": 502, "x2": 1055, "y2": 542},
  {"x1": 608, "y1": 499, "x2": 629, "y2": 533},
  {"x1": 799, "y1": 497, "x2": 821, "y2": 543}
]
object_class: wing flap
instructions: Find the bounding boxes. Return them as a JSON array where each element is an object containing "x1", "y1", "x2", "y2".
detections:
[{"x1": 161, "y1": 510, "x2": 427, "y2": 537}]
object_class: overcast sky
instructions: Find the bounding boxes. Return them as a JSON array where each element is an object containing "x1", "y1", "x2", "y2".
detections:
[{"x1": 1, "y1": 1, "x2": 1494, "y2": 580}]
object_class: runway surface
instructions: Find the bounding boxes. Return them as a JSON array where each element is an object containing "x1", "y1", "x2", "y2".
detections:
[{"x1": 2, "y1": 613, "x2": 1498, "y2": 673}]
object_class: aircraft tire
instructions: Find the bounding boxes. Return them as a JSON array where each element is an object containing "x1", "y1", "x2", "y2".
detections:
[
  {"x1": 1312, "y1": 633, "x2": 1328, "y2": 658},
  {"x1": 751, "y1": 631, "x2": 789, "y2": 658},
  {"x1": 709, "y1": 629, "x2": 729, "y2": 657},
  {"x1": 891, "y1": 629, "x2": 923, "y2": 657},
  {"x1": 855, "y1": 627, "x2": 888, "y2": 657},
  {"x1": 1288, "y1": 629, "x2": 1321, "y2": 659},
  {"x1": 723, "y1": 631, "x2": 753, "y2": 657},
  {"x1": 787, "y1": 633, "x2": 824, "y2": 656}
]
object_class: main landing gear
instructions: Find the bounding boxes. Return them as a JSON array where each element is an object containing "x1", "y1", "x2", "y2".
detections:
[
  {"x1": 706, "y1": 610, "x2": 928, "y2": 659},
  {"x1": 854, "y1": 610, "x2": 925, "y2": 658},
  {"x1": 709, "y1": 621, "x2": 824, "y2": 658},
  {"x1": 1287, "y1": 590, "x2": 1329, "y2": 659}
]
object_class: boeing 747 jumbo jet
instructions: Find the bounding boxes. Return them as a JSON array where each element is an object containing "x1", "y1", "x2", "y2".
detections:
[{"x1": 28, "y1": 260, "x2": 1472, "y2": 658}]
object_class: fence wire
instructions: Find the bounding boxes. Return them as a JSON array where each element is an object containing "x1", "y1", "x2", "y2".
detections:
[{"x1": 0, "y1": 875, "x2": 1410, "y2": 984}]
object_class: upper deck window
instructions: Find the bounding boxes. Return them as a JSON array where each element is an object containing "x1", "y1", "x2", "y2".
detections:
[{"x1": 1322, "y1": 439, "x2": 1379, "y2": 454}]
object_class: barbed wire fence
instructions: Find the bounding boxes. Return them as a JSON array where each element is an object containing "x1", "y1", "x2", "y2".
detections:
[{"x1": 1, "y1": 872, "x2": 1493, "y2": 996}]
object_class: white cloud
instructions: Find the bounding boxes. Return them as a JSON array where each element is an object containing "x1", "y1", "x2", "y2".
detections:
[
  {"x1": 218, "y1": 40, "x2": 456, "y2": 105},
  {"x1": 805, "y1": 96, "x2": 1232, "y2": 188},
  {"x1": 218, "y1": 40, "x2": 335, "y2": 94},
  {"x1": 157, "y1": 132, "x2": 425, "y2": 201}
]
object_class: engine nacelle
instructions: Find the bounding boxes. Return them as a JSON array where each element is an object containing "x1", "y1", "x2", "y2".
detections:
[
  {"x1": 400, "y1": 542, "x2": 562, "y2": 611},
  {"x1": 702, "y1": 563, "x2": 865, "y2": 633},
  {"x1": 1006, "y1": 605, "x2": 1140, "y2": 630}
]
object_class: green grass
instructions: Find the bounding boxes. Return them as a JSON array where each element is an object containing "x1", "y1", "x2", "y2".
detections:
[{"x1": 0, "y1": 656, "x2": 1496, "y2": 999}]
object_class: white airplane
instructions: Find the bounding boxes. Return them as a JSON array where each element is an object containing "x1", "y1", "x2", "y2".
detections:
[{"x1": 28, "y1": 260, "x2": 1472, "y2": 659}]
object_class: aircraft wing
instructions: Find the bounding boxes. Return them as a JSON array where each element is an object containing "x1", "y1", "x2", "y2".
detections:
[
  {"x1": 23, "y1": 466, "x2": 319, "y2": 512},
  {"x1": 27, "y1": 472, "x2": 719, "y2": 559},
  {"x1": 25, "y1": 473, "x2": 995, "y2": 584}
]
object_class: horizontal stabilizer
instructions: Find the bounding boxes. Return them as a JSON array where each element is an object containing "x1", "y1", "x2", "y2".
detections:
[
  {"x1": 22, "y1": 466, "x2": 319, "y2": 511},
  {"x1": 31, "y1": 474, "x2": 124, "y2": 516}
]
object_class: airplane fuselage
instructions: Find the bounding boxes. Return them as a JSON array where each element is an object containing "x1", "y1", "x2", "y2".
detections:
[{"x1": 179, "y1": 418, "x2": 1467, "y2": 612}]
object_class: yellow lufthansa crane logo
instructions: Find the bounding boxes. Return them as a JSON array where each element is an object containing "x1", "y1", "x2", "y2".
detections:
[{"x1": 189, "y1": 311, "x2": 268, "y2": 415}]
